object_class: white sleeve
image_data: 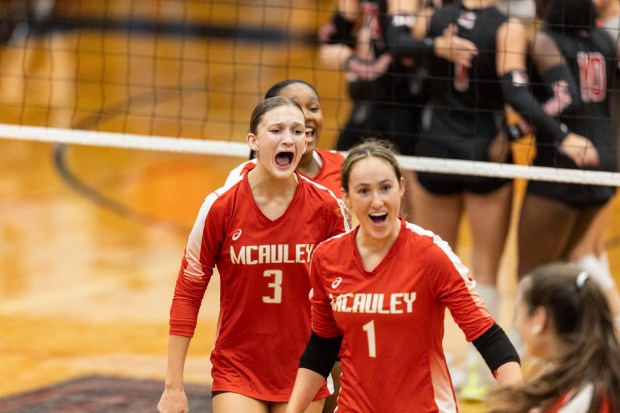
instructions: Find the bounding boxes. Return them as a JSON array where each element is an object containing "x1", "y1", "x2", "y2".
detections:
[
  {"x1": 224, "y1": 160, "x2": 254, "y2": 187},
  {"x1": 558, "y1": 384, "x2": 594, "y2": 413}
]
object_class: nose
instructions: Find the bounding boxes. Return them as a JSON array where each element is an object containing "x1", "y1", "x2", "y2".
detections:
[
  {"x1": 282, "y1": 129, "x2": 295, "y2": 145},
  {"x1": 370, "y1": 191, "x2": 383, "y2": 208}
]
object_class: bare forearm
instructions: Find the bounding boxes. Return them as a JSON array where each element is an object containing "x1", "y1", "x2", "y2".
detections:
[
  {"x1": 165, "y1": 335, "x2": 192, "y2": 389},
  {"x1": 285, "y1": 368, "x2": 327, "y2": 413},
  {"x1": 158, "y1": 335, "x2": 192, "y2": 413}
]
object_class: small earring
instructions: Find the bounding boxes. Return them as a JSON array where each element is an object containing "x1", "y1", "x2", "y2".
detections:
[{"x1": 531, "y1": 325, "x2": 542, "y2": 335}]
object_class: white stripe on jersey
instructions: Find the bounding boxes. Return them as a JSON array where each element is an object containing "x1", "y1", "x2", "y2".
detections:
[
  {"x1": 184, "y1": 182, "x2": 239, "y2": 281},
  {"x1": 224, "y1": 159, "x2": 257, "y2": 187},
  {"x1": 299, "y1": 174, "x2": 351, "y2": 232},
  {"x1": 557, "y1": 384, "x2": 595, "y2": 413},
  {"x1": 404, "y1": 221, "x2": 473, "y2": 286}
]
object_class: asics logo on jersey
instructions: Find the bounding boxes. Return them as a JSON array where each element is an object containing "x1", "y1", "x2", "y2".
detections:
[
  {"x1": 332, "y1": 277, "x2": 343, "y2": 289},
  {"x1": 232, "y1": 229, "x2": 242, "y2": 241}
]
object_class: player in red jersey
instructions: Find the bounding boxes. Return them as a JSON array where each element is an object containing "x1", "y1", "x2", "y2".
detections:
[
  {"x1": 285, "y1": 139, "x2": 522, "y2": 413},
  {"x1": 488, "y1": 263, "x2": 620, "y2": 413},
  {"x1": 226, "y1": 80, "x2": 348, "y2": 413},
  {"x1": 226, "y1": 80, "x2": 345, "y2": 198},
  {"x1": 157, "y1": 96, "x2": 349, "y2": 413}
]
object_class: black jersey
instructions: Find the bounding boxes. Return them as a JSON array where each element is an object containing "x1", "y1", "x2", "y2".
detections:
[
  {"x1": 533, "y1": 26, "x2": 617, "y2": 173},
  {"x1": 421, "y1": 2, "x2": 508, "y2": 160},
  {"x1": 349, "y1": 0, "x2": 424, "y2": 104},
  {"x1": 527, "y1": 26, "x2": 617, "y2": 207}
]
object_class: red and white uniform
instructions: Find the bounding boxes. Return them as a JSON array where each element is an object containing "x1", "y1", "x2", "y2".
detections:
[
  {"x1": 169, "y1": 172, "x2": 348, "y2": 401},
  {"x1": 226, "y1": 148, "x2": 345, "y2": 197},
  {"x1": 547, "y1": 384, "x2": 610, "y2": 413},
  {"x1": 310, "y1": 219, "x2": 494, "y2": 412}
]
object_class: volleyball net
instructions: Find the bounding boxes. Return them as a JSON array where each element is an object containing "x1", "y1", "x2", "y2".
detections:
[{"x1": 0, "y1": 0, "x2": 619, "y2": 186}]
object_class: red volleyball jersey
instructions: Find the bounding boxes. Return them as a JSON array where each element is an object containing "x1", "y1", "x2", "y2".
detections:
[
  {"x1": 225, "y1": 148, "x2": 345, "y2": 197},
  {"x1": 169, "y1": 172, "x2": 348, "y2": 401},
  {"x1": 548, "y1": 384, "x2": 610, "y2": 413},
  {"x1": 310, "y1": 219, "x2": 494, "y2": 412}
]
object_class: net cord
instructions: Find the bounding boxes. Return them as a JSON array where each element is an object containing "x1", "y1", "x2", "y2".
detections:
[{"x1": 3, "y1": 123, "x2": 619, "y2": 186}]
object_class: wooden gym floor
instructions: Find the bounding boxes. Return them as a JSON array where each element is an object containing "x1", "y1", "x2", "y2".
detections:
[{"x1": 0, "y1": 1, "x2": 619, "y2": 412}]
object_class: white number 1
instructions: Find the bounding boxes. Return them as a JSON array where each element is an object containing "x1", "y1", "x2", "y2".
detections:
[
  {"x1": 362, "y1": 320, "x2": 377, "y2": 358},
  {"x1": 262, "y1": 270, "x2": 282, "y2": 304}
]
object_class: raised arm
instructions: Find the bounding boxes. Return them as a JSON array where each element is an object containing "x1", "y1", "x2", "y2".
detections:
[{"x1": 498, "y1": 19, "x2": 599, "y2": 167}]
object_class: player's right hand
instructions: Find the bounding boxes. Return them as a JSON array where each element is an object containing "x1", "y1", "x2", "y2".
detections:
[{"x1": 157, "y1": 388, "x2": 189, "y2": 413}]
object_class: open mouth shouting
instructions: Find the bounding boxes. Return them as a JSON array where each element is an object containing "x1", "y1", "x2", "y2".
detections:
[
  {"x1": 369, "y1": 212, "x2": 388, "y2": 225},
  {"x1": 275, "y1": 151, "x2": 294, "y2": 168}
]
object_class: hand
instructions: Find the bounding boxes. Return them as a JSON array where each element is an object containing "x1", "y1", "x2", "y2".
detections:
[
  {"x1": 560, "y1": 133, "x2": 599, "y2": 167},
  {"x1": 318, "y1": 44, "x2": 353, "y2": 70},
  {"x1": 346, "y1": 54, "x2": 393, "y2": 81},
  {"x1": 434, "y1": 24, "x2": 478, "y2": 68},
  {"x1": 318, "y1": 21, "x2": 336, "y2": 44},
  {"x1": 157, "y1": 388, "x2": 188, "y2": 413}
]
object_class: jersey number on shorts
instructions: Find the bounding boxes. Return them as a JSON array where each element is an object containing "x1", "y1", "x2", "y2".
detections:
[
  {"x1": 577, "y1": 52, "x2": 606, "y2": 103},
  {"x1": 262, "y1": 270, "x2": 283, "y2": 303}
]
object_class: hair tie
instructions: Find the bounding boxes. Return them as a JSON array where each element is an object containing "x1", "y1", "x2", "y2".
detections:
[{"x1": 576, "y1": 271, "x2": 590, "y2": 289}]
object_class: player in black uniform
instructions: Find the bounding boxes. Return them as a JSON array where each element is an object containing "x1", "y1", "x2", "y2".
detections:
[
  {"x1": 319, "y1": 0, "x2": 479, "y2": 220},
  {"x1": 319, "y1": 0, "x2": 428, "y2": 221},
  {"x1": 319, "y1": 0, "x2": 423, "y2": 156},
  {"x1": 518, "y1": 0, "x2": 619, "y2": 280},
  {"x1": 406, "y1": 0, "x2": 596, "y2": 400}
]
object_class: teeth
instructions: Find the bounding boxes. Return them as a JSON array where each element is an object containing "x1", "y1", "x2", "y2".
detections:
[{"x1": 370, "y1": 213, "x2": 386, "y2": 217}]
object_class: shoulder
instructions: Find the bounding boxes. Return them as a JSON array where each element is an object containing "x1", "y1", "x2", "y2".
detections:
[
  {"x1": 225, "y1": 159, "x2": 257, "y2": 186},
  {"x1": 403, "y1": 221, "x2": 467, "y2": 271},
  {"x1": 591, "y1": 28, "x2": 617, "y2": 52},
  {"x1": 554, "y1": 384, "x2": 596, "y2": 413},
  {"x1": 402, "y1": 221, "x2": 447, "y2": 252},
  {"x1": 531, "y1": 29, "x2": 564, "y2": 68},
  {"x1": 315, "y1": 148, "x2": 345, "y2": 165},
  {"x1": 299, "y1": 174, "x2": 340, "y2": 201},
  {"x1": 205, "y1": 179, "x2": 246, "y2": 214},
  {"x1": 314, "y1": 229, "x2": 354, "y2": 258}
]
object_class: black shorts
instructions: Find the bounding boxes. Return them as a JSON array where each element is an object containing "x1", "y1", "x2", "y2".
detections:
[
  {"x1": 417, "y1": 171, "x2": 511, "y2": 195},
  {"x1": 336, "y1": 101, "x2": 422, "y2": 156},
  {"x1": 526, "y1": 180, "x2": 616, "y2": 209}
]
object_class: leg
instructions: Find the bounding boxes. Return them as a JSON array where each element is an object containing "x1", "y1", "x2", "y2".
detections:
[
  {"x1": 212, "y1": 392, "x2": 269, "y2": 413},
  {"x1": 568, "y1": 200, "x2": 620, "y2": 319},
  {"x1": 464, "y1": 184, "x2": 513, "y2": 286},
  {"x1": 400, "y1": 169, "x2": 417, "y2": 220},
  {"x1": 272, "y1": 399, "x2": 325, "y2": 413},
  {"x1": 410, "y1": 180, "x2": 463, "y2": 250},
  {"x1": 517, "y1": 193, "x2": 579, "y2": 278},
  {"x1": 460, "y1": 185, "x2": 512, "y2": 400},
  {"x1": 321, "y1": 362, "x2": 341, "y2": 413}
]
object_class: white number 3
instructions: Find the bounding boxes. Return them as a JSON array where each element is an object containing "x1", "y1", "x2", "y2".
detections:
[{"x1": 262, "y1": 270, "x2": 283, "y2": 304}]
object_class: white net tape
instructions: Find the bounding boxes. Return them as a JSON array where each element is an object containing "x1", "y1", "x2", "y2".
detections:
[{"x1": 3, "y1": 123, "x2": 620, "y2": 187}]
